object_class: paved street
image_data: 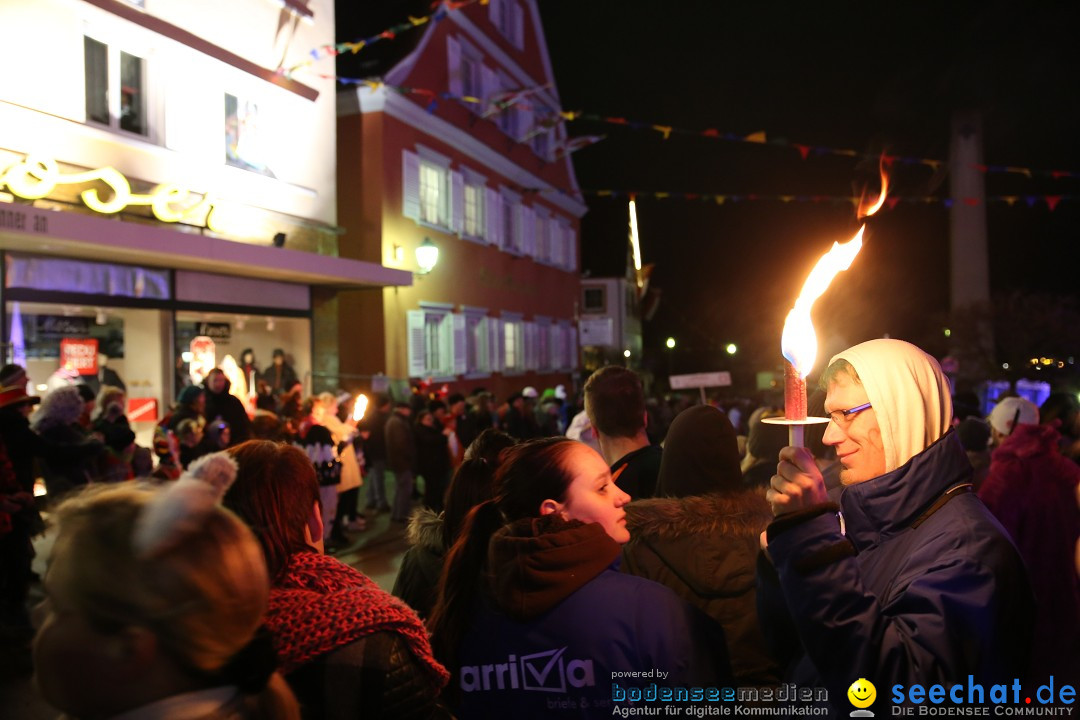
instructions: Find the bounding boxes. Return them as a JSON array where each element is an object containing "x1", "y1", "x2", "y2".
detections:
[{"x1": 0, "y1": 502, "x2": 415, "y2": 719}]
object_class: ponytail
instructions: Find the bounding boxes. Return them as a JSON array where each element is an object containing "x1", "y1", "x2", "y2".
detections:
[{"x1": 428, "y1": 498, "x2": 504, "y2": 670}]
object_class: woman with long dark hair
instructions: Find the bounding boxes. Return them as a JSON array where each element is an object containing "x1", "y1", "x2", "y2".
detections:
[{"x1": 429, "y1": 437, "x2": 730, "y2": 717}]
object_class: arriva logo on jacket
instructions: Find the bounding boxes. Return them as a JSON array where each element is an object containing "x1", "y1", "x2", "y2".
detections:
[{"x1": 460, "y1": 648, "x2": 596, "y2": 693}]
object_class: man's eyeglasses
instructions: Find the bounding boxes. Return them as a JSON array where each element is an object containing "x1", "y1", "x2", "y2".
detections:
[{"x1": 828, "y1": 402, "x2": 872, "y2": 426}]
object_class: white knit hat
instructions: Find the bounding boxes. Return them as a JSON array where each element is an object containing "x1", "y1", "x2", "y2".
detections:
[{"x1": 988, "y1": 397, "x2": 1039, "y2": 435}]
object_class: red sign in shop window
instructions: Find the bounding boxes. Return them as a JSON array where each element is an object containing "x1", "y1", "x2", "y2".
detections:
[
  {"x1": 127, "y1": 398, "x2": 159, "y2": 423},
  {"x1": 60, "y1": 338, "x2": 99, "y2": 375}
]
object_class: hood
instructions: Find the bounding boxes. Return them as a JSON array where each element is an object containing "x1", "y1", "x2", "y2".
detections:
[
  {"x1": 991, "y1": 422, "x2": 1061, "y2": 462},
  {"x1": 624, "y1": 490, "x2": 771, "y2": 595},
  {"x1": 655, "y1": 405, "x2": 742, "y2": 497},
  {"x1": 406, "y1": 507, "x2": 446, "y2": 553},
  {"x1": 840, "y1": 430, "x2": 971, "y2": 550},
  {"x1": 831, "y1": 339, "x2": 952, "y2": 473},
  {"x1": 488, "y1": 515, "x2": 620, "y2": 621}
]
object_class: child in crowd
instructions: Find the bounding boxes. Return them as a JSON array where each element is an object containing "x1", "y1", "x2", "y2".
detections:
[{"x1": 33, "y1": 455, "x2": 300, "y2": 718}]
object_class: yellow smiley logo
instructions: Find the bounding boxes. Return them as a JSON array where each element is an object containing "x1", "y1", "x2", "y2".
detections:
[{"x1": 847, "y1": 678, "x2": 876, "y2": 709}]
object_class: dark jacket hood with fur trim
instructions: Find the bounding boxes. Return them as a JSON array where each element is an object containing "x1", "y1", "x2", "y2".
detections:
[
  {"x1": 622, "y1": 489, "x2": 778, "y2": 685},
  {"x1": 488, "y1": 515, "x2": 620, "y2": 621},
  {"x1": 406, "y1": 507, "x2": 446, "y2": 553},
  {"x1": 624, "y1": 490, "x2": 770, "y2": 597}
]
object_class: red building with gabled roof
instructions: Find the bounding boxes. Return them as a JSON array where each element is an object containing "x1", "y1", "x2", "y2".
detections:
[{"x1": 335, "y1": 0, "x2": 586, "y2": 400}]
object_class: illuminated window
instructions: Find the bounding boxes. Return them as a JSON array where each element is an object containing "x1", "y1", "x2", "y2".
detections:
[
  {"x1": 419, "y1": 161, "x2": 447, "y2": 226},
  {"x1": 503, "y1": 319, "x2": 521, "y2": 371},
  {"x1": 464, "y1": 182, "x2": 484, "y2": 238},
  {"x1": 83, "y1": 36, "x2": 149, "y2": 137}
]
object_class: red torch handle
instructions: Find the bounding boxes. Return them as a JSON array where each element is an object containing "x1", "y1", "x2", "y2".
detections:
[{"x1": 784, "y1": 361, "x2": 807, "y2": 421}]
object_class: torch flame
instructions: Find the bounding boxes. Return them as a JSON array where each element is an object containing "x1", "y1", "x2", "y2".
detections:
[
  {"x1": 857, "y1": 156, "x2": 890, "y2": 219},
  {"x1": 782, "y1": 158, "x2": 890, "y2": 378},
  {"x1": 352, "y1": 393, "x2": 369, "y2": 423}
]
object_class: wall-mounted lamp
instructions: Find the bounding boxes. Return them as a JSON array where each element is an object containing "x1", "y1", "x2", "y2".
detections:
[{"x1": 415, "y1": 237, "x2": 439, "y2": 275}]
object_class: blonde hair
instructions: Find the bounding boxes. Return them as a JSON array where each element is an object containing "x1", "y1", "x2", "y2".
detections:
[{"x1": 49, "y1": 483, "x2": 299, "y2": 719}]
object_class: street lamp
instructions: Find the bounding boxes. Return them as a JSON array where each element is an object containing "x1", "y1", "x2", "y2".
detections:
[
  {"x1": 415, "y1": 237, "x2": 439, "y2": 274},
  {"x1": 665, "y1": 337, "x2": 676, "y2": 349},
  {"x1": 725, "y1": 343, "x2": 737, "y2": 355}
]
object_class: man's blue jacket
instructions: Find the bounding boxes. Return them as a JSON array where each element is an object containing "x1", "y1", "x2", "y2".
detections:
[{"x1": 759, "y1": 431, "x2": 1034, "y2": 714}]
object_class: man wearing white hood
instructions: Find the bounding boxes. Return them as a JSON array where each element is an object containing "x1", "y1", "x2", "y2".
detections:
[{"x1": 759, "y1": 339, "x2": 1033, "y2": 714}]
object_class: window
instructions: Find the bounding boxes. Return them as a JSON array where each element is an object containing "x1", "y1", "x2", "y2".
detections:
[
  {"x1": 84, "y1": 36, "x2": 150, "y2": 137},
  {"x1": 461, "y1": 311, "x2": 490, "y2": 375},
  {"x1": 489, "y1": 0, "x2": 525, "y2": 49},
  {"x1": 502, "y1": 315, "x2": 523, "y2": 372},
  {"x1": 464, "y1": 182, "x2": 484, "y2": 239},
  {"x1": 225, "y1": 94, "x2": 276, "y2": 177},
  {"x1": 495, "y1": 72, "x2": 519, "y2": 138},
  {"x1": 419, "y1": 162, "x2": 446, "y2": 225},
  {"x1": 447, "y1": 35, "x2": 484, "y2": 113},
  {"x1": 536, "y1": 318, "x2": 551, "y2": 371},
  {"x1": 534, "y1": 210, "x2": 550, "y2": 262},
  {"x1": 583, "y1": 286, "x2": 606, "y2": 313},
  {"x1": 407, "y1": 308, "x2": 453, "y2": 378},
  {"x1": 403, "y1": 149, "x2": 453, "y2": 230}
]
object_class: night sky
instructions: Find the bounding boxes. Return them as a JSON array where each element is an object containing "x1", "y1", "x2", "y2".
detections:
[{"x1": 338, "y1": 1, "x2": 1080, "y2": 387}]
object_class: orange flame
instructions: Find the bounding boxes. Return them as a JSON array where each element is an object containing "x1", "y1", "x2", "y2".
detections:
[{"x1": 781, "y1": 160, "x2": 890, "y2": 378}]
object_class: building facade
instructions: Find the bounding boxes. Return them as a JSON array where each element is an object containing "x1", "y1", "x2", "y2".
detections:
[
  {"x1": 336, "y1": 0, "x2": 586, "y2": 400},
  {"x1": 0, "y1": 0, "x2": 410, "y2": 444}
]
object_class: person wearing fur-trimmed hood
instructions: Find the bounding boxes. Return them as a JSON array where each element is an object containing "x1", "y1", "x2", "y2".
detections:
[{"x1": 622, "y1": 404, "x2": 780, "y2": 686}]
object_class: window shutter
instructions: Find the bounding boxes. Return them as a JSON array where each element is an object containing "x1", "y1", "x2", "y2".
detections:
[
  {"x1": 487, "y1": 316, "x2": 503, "y2": 373},
  {"x1": 485, "y1": 186, "x2": 502, "y2": 248},
  {"x1": 517, "y1": 105, "x2": 533, "y2": 143},
  {"x1": 407, "y1": 310, "x2": 426, "y2": 377},
  {"x1": 520, "y1": 205, "x2": 535, "y2": 257},
  {"x1": 439, "y1": 314, "x2": 453, "y2": 376},
  {"x1": 522, "y1": 321, "x2": 536, "y2": 371},
  {"x1": 481, "y1": 65, "x2": 499, "y2": 116},
  {"x1": 446, "y1": 35, "x2": 462, "y2": 96},
  {"x1": 450, "y1": 170, "x2": 464, "y2": 235},
  {"x1": 565, "y1": 225, "x2": 577, "y2": 271},
  {"x1": 402, "y1": 150, "x2": 421, "y2": 222},
  {"x1": 488, "y1": 0, "x2": 500, "y2": 25},
  {"x1": 550, "y1": 222, "x2": 564, "y2": 267},
  {"x1": 551, "y1": 323, "x2": 562, "y2": 370},
  {"x1": 512, "y1": 1, "x2": 525, "y2": 49},
  {"x1": 452, "y1": 313, "x2": 467, "y2": 375}
]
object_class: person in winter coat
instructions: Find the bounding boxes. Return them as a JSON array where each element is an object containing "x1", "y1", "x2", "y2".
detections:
[
  {"x1": 622, "y1": 405, "x2": 779, "y2": 686},
  {"x1": 759, "y1": 339, "x2": 1034, "y2": 715},
  {"x1": 414, "y1": 410, "x2": 451, "y2": 513},
  {"x1": 394, "y1": 429, "x2": 516, "y2": 618},
  {"x1": 204, "y1": 368, "x2": 252, "y2": 445},
  {"x1": 222, "y1": 440, "x2": 450, "y2": 719},
  {"x1": 385, "y1": 403, "x2": 416, "y2": 523},
  {"x1": 979, "y1": 419, "x2": 1080, "y2": 684},
  {"x1": 32, "y1": 385, "x2": 108, "y2": 495},
  {"x1": 428, "y1": 437, "x2": 731, "y2": 718}
]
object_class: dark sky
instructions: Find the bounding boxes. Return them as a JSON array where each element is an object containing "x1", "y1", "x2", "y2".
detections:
[
  {"x1": 338, "y1": 2, "x2": 1080, "y2": 382},
  {"x1": 534, "y1": 1, "x2": 1079, "y2": 378}
]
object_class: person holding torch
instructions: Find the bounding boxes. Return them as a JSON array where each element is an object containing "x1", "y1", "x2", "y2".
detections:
[{"x1": 758, "y1": 339, "x2": 1034, "y2": 714}]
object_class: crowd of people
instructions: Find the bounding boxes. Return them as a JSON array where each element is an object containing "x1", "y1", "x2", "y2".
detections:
[{"x1": 0, "y1": 336, "x2": 1078, "y2": 718}]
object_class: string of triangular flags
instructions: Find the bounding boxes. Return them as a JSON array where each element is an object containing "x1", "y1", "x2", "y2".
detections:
[
  {"x1": 328, "y1": 77, "x2": 1080, "y2": 182},
  {"x1": 279, "y1": 0, "x2": 488, "y2": 77},
  {"x1": 525, "y1": 188, "x2": 1075, "y2": 211}
]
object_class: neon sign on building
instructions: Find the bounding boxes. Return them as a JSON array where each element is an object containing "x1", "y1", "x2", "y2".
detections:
[{"x1": 0, "y1": 153, "x2": 237, "y2": 232}]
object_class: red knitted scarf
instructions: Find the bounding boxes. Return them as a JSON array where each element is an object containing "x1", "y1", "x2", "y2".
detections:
[{"x1": 266, "y1": 551, "x2": 449, "y2": 688}]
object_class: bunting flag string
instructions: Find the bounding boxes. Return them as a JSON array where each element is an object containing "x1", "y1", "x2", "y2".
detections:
[
  {"x1": 279, "y1": 0, "x2": 488, "y2": 77},
  {"x1": 326, "y1": 77, "x2": 1080, "y2": 182},
  {"x1": 523, "y1": 188, "x2": 1074, "y2": 212}
]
